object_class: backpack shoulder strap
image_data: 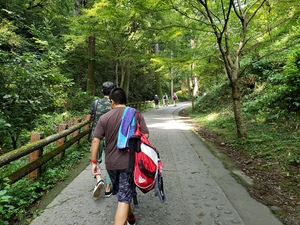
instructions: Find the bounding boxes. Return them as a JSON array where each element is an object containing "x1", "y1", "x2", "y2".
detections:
[
  {"x1": 127, "y1": 112, "x2": 141, "y2": 181},
  {"x1": 93, "y1": 99, "x2": 100, "y2": 117},
  {"x1": 127, "y1": 112, "x2": 140, "y2": 206}
]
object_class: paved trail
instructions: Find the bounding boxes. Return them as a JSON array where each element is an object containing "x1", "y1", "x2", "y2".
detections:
[{"x1": 30, "y1": 102, "x2": 282, "y2": 225}]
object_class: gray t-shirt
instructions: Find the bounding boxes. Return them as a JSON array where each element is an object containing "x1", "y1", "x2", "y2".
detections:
[{"x1": 94, "y1": 107, "x2": 149, "y2": 170}]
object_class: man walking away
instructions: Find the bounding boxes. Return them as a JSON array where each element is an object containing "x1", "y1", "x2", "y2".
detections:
[
  {"x1": 163, "y1": 93, "x2": 168, "y2": 107},
  {"x1": 172, "y1": 93, "x2": 178, "y2": 106},
  {"x1": 154, "y1": 94, "x2": 159, "y2": 109},
  {"x1": 90, "y1": 88, "x2": 149, "y2": 225},
  {"x1": 86, "y1": 81, "x2": 115, "y2": 198}
]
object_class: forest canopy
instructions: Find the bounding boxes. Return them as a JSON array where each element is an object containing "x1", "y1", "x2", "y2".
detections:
[{"x1": 1, "y1": 0, "x2": 300, "y2": 150}]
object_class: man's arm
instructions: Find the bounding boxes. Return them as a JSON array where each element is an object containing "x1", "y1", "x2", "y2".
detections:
[
  {"x1": 91, "y1": 137, "x2": 101, "y2": 176},
  {"x1": 91, "y1": 137, "x2": 101, "y2": 159}
]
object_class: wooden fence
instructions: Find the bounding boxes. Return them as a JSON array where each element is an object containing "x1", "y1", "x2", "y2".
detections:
[
  {"x1": 0, "y1": 100, "x2": 154, "y2": 185},
  {"x1": 128, "y1": 100, "x2": 153, "y2": 109},
  {"x1": 0, "y1": 118, "x2": 92, "y2": 185}
]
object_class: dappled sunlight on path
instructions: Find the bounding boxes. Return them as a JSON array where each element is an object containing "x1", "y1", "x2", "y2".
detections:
[{"x1": 29, "y1": 101, "x2": 282, "y2": 225}]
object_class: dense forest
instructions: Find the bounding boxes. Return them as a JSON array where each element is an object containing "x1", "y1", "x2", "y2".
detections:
[
  {"x1": 1, "y1": 0, "x2": 300, "y2": 224},
  {"x1": 1, "y1": 0, "x2": 299, "y2": 150}
]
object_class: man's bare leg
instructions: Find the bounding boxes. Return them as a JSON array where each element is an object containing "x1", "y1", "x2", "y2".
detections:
[
  {"x1": 114, "y1": 202, "x2": 130, "y2": 225},
  {"x1": 93, "y1": 173, "x2": 104, "y2": 197},
  {"x1": 105, "y1": 184, "x2": 111, "y2": 192},
  {"x1": 95, "y1": 174, "x2": 101, "y2": 182}
]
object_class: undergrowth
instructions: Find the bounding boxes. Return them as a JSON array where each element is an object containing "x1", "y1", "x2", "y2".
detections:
[
  {"x1": 0, "y1": 101, "x2": 154, "y2": 225},
  {"x1": 192, "y1": 81, "x2": 300, "y2": 169},
  {"x1": 0, "y1": 141, "x2": 90, "y2": 225},
  {"x1": 0, "y1": 108, "x2": 90, "y2": 225},
  {"x1": 189, "y1": 81, "x2": 300, "y2": 208}
]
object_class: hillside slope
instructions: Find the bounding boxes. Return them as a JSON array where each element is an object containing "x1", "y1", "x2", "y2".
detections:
[{"x1": 185, "y1": 82, "x2": 300, "y2": 225}]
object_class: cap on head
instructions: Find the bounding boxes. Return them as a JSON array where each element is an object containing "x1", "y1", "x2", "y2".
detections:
[{"x1": 102, "y1": 81, "x2": 115, "y2": 95}]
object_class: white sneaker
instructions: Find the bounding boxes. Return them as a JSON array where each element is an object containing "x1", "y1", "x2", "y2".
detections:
[
  {"x1": 126, "y1": 222, "x2": 136, "y2": 225},
  {"x1": 92, "y1": 180, "x2": 104, "y2": 197}
]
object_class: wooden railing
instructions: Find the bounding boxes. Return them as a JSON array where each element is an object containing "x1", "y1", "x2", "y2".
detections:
[
  {"x1": 0, "y1": 118, "x2": 92, "y2": 185},
  {"x1": 128, "y1": 100, "x2": 153, "y2": 109},
  {"x1": 0, "y1": 100, "x2": 154, "y2": 185}
]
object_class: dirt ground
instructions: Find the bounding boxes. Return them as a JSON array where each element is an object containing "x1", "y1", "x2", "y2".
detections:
[{"x1": 178, "y1": 109, "x2": 300, "y2": 225}]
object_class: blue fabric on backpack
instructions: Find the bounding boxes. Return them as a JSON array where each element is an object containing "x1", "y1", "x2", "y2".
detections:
[{"x1": 117, "y1": 107, "x2": 136, "y2": 149}]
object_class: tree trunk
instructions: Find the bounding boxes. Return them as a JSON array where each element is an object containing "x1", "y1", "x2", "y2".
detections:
[
  {"x1": 10, "y1": 134, "x2": 17, "y2": 150},
  {"x1": 115, "y1": 62, "x2": 119, "y2": 87},
  {"x1": 87, "y1": 35, "x2": 95, "y2": 95},
  {"x1": 170, "y1": 67, "x2": 174, "y2": 97},
  {"x1": 189, "y1": 62, "x2": 196, "y2": 111},
  {"x1": 230, "y1": 70, "x2": 246, "y2": 138},
  {"x1": 124, "y1": 59, "x2": 130, "y2": 97},
  {"x1": 154, "y1": 39, "x2": 162, "y2": 98},
  {"x1": 186, "y1": 77, "x2": 191, "y2": 96},
  {"x1": 155, "y1": 72, "x2": 161, "y2": 98},
  {"x1": 170, "y1": 50, "x2": 174, "y2": 97},
  {"x1": 120, "y1": 60, "x2": 125, "y2": 88}
]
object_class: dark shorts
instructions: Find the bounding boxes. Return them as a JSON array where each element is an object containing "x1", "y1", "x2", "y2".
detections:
[{"x1": 107, "y1": 169, "x2": 132, "y2": 203}]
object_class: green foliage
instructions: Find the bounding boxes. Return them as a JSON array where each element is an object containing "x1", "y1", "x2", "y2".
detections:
[
  {"x1": 243, "y1": 47, "x2": 300, "y2": 120},
  {"x1": 0, "y1": 178, "x2": 13, "y2": 224},
  {"x1": 0, "y1": 17, "x2": 73, "y2": 150},
  {"x1": 0, "y1": 118, "x2": 12, "y2": 153},
  {"x1": 0, "y1": 141, "x2": 90, "y2": 224},
  {"x1": 66, "y1": 88, "x2": 95, "y2": 112},
  {"x1": 175, "y1": 90, "x2": 189, "y2": 101},
  {"x1": 32, "y1": 110, "x2": 86, "y2": 137},
  {"x1": 194, "y1": 80, "x2": 232, "y2": 113},
  {"x1": 190, "y1": 63, "x2": 300, "y2": 201},
  {"x1": 2, "y1": 0, "x2": 300, "y2": 149}
]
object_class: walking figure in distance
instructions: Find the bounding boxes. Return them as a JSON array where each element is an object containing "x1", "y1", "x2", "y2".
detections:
[
  {"x1": 90, "y1": 88, "x2": 149, "y2": 225},
  {"x1": 154, "y1": 94, "x2": 159, "y2": 109},
  {"x1": 86, "y1": 81, "x2": 115, "y2": 198},
  {"x1": 172, "y1": 93, "x2": 178, "y2": 106},
  {"x1": 163, "y1": 93, "x2": 168, "y2": 107}
]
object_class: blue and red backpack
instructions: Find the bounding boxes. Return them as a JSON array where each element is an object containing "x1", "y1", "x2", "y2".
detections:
[{"x1": 128, "y1": 112, "x2": 166, "y2": 207}]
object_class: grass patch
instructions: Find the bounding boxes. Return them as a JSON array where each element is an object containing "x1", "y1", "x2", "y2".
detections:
[
  {"x1": 189, "y1": 108, "x2": 300, "y2": 179},
  {"x1": 0, "y1": 136, "x2": 90, "y2": 225},
  {"x1": 187, "y1": 82, "x2": 300, "y2": 224}
]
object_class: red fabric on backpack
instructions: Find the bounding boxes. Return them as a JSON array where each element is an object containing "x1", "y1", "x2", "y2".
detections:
[
  {"x1": 134, "y1": 142, "x2": 158, "y2": 191},
  {"x1": 131, "y1": 113, "x2": 159, "y2": 193}
]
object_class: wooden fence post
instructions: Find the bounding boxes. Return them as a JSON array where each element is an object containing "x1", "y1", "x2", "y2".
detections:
[
  {"x1": 72, "y1": 118, "x2": 79, "y2": 137},
  {"x1": 84, "y1": 118, "x2": 91, "y2": 131},
  {"x1": 28, "y1": 132, "x2": 43, "y2": 181},
  {"x1": 84, "y1": 118, "x2": 91, "y2": 142},
  {"x1": 72, "y1": 118, "x2": 80, "y2": 147},
  {"x1": 57, "y1": 124, "x2": 68, "y2": 159}
]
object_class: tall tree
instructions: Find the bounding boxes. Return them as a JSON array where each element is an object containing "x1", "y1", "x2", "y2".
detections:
[
  {"x1": 0, "y1": 19, "x2": 71, "y2": 149},
  {"x1": 169, "y1": 0, "x2": 299, "y2": 138},
  {"x1": 87, "y1": 35, "x2": 96, "y2": 95}
]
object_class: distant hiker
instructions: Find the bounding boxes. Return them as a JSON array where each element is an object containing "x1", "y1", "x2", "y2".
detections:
[
  {"x1": 163, "y1": 93, "x2": 168, "y2": 107},
  {"x1": 172, "y1": 93, "x2": 178, "y2": 106},
  {"x1": 90, "y1": 87, "x2": 149, "y2": 225},
  {"x1": 86, "y1": 81, "x2": 115, "y2": 198},
  {"x1": 154, "y1": 94, "x2": 159, "y2": 109}
]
